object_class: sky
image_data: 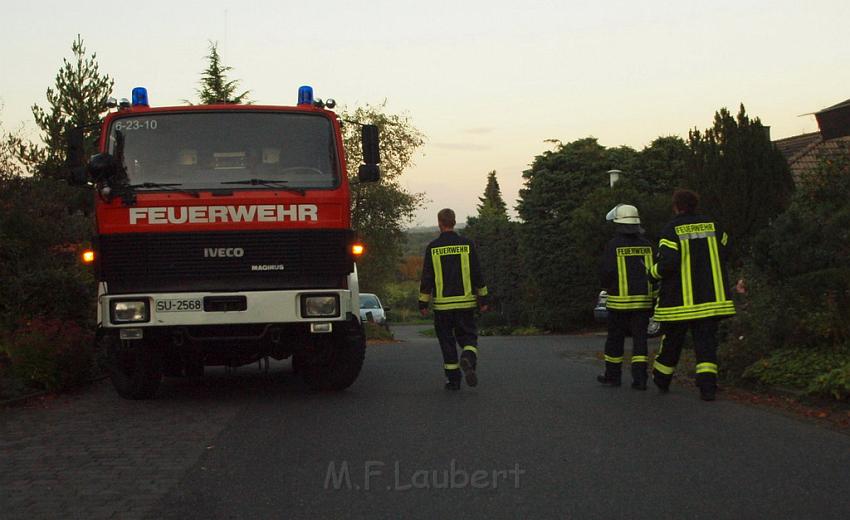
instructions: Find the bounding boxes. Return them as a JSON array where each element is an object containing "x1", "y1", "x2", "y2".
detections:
[{"x1": 1, "y1": 0, "x2": 848, "y2": 226}]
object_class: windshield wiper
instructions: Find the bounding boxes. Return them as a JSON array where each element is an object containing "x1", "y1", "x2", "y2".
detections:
[
  {"x1": 221, "y1": 178, "x2": 306, "y2": 195},
  {"x1": 127, "y1": 182, "x2": 201, "y2": 198}
]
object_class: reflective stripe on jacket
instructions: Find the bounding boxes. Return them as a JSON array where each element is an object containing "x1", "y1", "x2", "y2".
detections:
[
  {"x1": 600, "y1": 233, "x2": 656, "y2": 311},
  {"x1": 419, "y1": 231, "x2": 488, "y2": 311},
  {"x1": 649, "y1": 214, "x2": 736, "y2": 321}
]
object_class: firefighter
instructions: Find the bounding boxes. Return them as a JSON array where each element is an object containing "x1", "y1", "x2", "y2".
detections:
[
  {"x1": 649, "y1": 189, "x2": 736, "y2": 401},
  {"x1": 597, "y1": 204, "x2": 655, "y2": 390},
  {"x1": 419, "y1": 208, "x2": 489, "y2": 390}
]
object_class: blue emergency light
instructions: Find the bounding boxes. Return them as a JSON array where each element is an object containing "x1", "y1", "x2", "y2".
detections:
[
  {"x1": 132, "y1": 87, "x2": 149, "y2": 107},
  {"x1": 298, "y1": 85, "x2": 314, "y2": 106}
]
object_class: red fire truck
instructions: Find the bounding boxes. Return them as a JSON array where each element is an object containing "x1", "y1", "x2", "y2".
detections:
[{"x1": 68, "y1": 86, "x2": 380, "y2": 399}]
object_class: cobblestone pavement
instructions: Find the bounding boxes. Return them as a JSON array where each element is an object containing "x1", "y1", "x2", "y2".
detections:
[{"x1": 0, "y1": 366, "x2": 293, "y2": 520}]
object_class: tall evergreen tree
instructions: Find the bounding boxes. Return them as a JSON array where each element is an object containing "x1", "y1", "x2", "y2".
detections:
[
  {"x1": 477, "y1": 170, "x2": 507, "y2": 217},
  {"x1": 196, "y1": 41, "x2": 250, "y2": 105},
  {"x1": 465, "y1": 171, "x2": 521, "y2": 324},
  {"x1": 688, "y1": 105, "x2": 794, "y2": 264},
  {"x1": 17, "y1": 35, "x2": 113, "y2": 178}
]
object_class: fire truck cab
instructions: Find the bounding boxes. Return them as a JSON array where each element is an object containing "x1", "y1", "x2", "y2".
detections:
[{"x1": 68, "y1": 86, "x2": 380, "y2": 399}]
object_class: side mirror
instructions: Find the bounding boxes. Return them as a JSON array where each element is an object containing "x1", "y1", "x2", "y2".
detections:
[
  {"x1": 383, "y1": 306, "x2": 391, "y2": 313},
  {"x1": 358, "y1": 124, "x2": 380, "y2": 183},
  {"x1": 66, "y1": 127, "x2": 88, "y2": 186},
  {"x1": 88, "y1": 153, "x2": 119, "y2": 183},
  {"x1": 69, "y1": 167, "x2": 89, "y2": 186},
  {"x1": 358, "y1": 164, "x2": 380, "y2": 183},
  {"x1": 66, "y1": 127, "x2": 85, "y2": 166}
]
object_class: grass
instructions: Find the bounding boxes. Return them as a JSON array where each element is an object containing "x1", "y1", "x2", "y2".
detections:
[
  {"x1": 480, "y1": 325, "x2": 546, "y2": 336},
  {"x1": 364, "y1": 322, "x2": 394, "y2": 341},
  {"x1": 390, "y1": 317, "x2": 433, "y2": 325}
]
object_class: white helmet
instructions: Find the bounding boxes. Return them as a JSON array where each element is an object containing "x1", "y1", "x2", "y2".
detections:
[{"x1": 606, "y1": 204, "x2": 641, "y2": 225}]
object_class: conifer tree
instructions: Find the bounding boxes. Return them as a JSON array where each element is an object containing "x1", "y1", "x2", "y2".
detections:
[
  {"x1": 19, "y1": 35, "x2": 113, "y2": 178},
  {"x1": 688, "y1": 105, "x2": 794, "y2": 263},
  {"x1": 197, "y1": 41, "x2": 250, "y2": 105},
  {"x1": 465, "y1": 171, "x2": 521, "y2": 323},
  {"x1": 477, "y1": 170, "x2": 508, "y2": 217}
]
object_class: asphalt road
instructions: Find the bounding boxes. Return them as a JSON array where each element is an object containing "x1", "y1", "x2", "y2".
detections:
[{"x1": 3, "y1": 325, "x2": 850, "y2": 519}]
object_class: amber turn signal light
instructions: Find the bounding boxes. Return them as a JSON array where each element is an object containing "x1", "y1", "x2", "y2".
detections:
[
  {"x1": 351, "y1": 243, "x2": 365, "y2": 256},
  {"x1": 82, "y1": 249, "x2": 95, "y2": 264}
]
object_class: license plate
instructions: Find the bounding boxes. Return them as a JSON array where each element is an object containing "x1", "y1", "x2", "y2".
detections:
[{"x1": 155, "y1": 298, "x2": 202, "y2": 312}]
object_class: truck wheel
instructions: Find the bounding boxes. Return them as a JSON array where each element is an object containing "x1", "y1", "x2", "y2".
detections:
[
  {"x1": 184, "y1": 358, "x2": 205, "y2": 378},
  {"x1": 107, "y1": 338, "x2": 162, "y2": 399},
  {"x1": 301, "y1": 322, "x2": 366, "y2": 392}
]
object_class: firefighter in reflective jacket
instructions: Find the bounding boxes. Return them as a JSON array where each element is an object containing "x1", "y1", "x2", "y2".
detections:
[
  {"x1": 598, "y1": 204, "x2": 655, "y2": 390},
  {"x1": 649, "y1": 189, "x2": 736, "y2": 401},
  {"x1": 419, "y1": 208, "x2": 488, "y2": 390}
]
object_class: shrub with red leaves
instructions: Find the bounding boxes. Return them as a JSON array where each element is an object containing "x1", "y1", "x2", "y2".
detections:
[{"x1": 3, "y1": 317, "x2": 94, "y2": 392}]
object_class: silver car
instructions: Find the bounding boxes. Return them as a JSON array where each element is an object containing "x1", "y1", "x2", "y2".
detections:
[{"x1": 359, "y1": 293, "x2": 389, "y2": 329}]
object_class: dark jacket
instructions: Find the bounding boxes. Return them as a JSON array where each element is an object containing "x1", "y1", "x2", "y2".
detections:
[
  {"x1": 419, "y1": 231, "x2": 488, "y2": 311},
  {"x1": 600, "y1": 233, "x2": 655, "y2": 311},
  {"x1": 649, "y1": 213, "x2": 736, "y2": 321}
]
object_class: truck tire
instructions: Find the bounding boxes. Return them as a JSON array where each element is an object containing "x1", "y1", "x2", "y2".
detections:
[
  {"x1": 107, "y1": 337, "x2": 163, "y2": 399},
  {"x1": 301, "y1": 321, "x2": 366, "y2": 392}
]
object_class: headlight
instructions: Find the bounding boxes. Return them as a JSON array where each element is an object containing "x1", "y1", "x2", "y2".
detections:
[
  {"x1": 302, "y1": 295, "x2": 339, "y2": 318},
  {"x1": 111, "y1": 300, "x2": 149, "y2": 323}
]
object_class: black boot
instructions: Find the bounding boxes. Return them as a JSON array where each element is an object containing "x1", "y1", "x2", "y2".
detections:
[
  {"x1": 460, "y1": 358, "x2": 478, "y2": 387},
  {"x1": 700, "y1": 385, "x2": 716, "y2": 401},
  {"x1": 445, "y1": 380, "x2": 461, "y2": 391},
  {"x1": 596, "y1": 374, "x2": 621, "y2": 387},
  {"x1": 653, "y1": 376, "x2": 670, "y2": 393},
  {"x1": 631, "y1": 367, "x2": 648, "y2": 390}
]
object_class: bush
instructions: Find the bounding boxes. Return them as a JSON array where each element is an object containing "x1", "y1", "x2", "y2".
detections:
[
  {"x1": 511, "y1": 326, "x2": 544, "y2": 336},
  {"x1": 479, "y1": 326, "x2": 513, "y2": 337},
  {"x1": 810, "y1": 362, "x2": 850, "y2": 401},
  {"x1": 0, "y1": 344, "x2": 12, "y2": 399},
  {"x1": 718, "y1": 270, "x2": 787, "y2": 380},
  {"x1": 364, "y1": 322, "x2": 394, "y2": 341},
  {"x1": 478, "y1": 312, "x2": 508, "y2": 329},
  {"x1": 719, "y1": 151, "x2": 850, "y2": 398},
  {"x1": 741, "y1": 348, "x2": 848, "y2": 390},
  {"x1": 3, "y1": 317, "x2": 94, "y2": 391},
  {"x1": 478, "y1": 321, "x2": 545, "y2": 337},
  {"x1": 0, "y1": 176, "x2": 95, "y2": 331},
  {"x1": 382, "y1": 281, "x2": 421, "y2": 323}
]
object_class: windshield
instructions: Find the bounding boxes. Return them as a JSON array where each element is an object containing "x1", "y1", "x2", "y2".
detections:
[
  {"x1": 360, "y1": 294, "x2": 381, "y2": 309},
  {"x1": 107, "y1": 112, "x2": 339, "y2": 190}
]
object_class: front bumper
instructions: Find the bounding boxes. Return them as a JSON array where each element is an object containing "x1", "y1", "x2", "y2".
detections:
[{"x1": 99, "y1": 289, "x2": 354, "y2": 328}]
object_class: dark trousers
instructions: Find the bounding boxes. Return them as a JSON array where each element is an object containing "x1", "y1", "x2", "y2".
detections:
[
  {"x1": 604, "y1": 309, "x2": 651, "y2": 381},
  {"x1": 434, "y1": 309, "x2": 478, "y2": 382},
  {"x1": 653, "y1": 318, "x2": 719, "y2": 390}
]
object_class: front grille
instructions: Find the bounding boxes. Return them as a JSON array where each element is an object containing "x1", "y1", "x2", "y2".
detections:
[{"x1": 99, "y1": 229, "x2": 353, "y2": 294}]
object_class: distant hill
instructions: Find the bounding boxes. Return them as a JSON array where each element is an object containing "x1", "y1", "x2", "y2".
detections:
[
  {"x1": 403, "y1": 229, "x2": 437, "y2": 256},
  {"x1": 403, "y1": 224, "x2": 467, "y2": 256},
  {"x1": 404, "y1": 223, "x2": 465, "y2": 234},
  {"x1": 405, "y1": 225, "x2": 439, "y2": 234}
]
